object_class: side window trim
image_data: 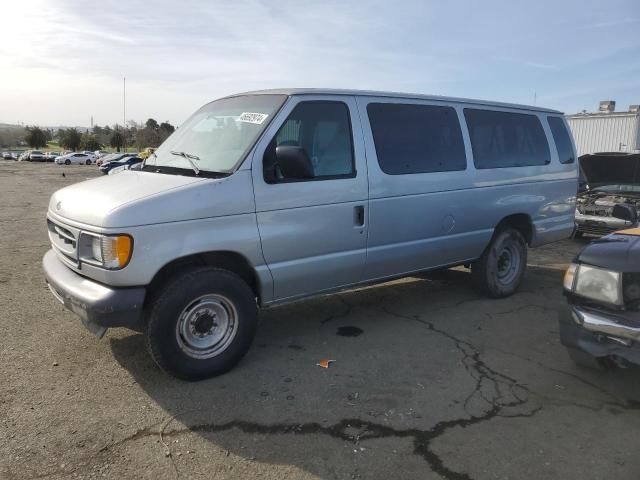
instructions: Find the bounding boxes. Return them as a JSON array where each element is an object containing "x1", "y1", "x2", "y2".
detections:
[{"x1": 264, "y1": 100, "x2": 357, "y2": 184}]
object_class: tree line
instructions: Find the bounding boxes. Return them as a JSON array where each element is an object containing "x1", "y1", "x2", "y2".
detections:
[{"x1": 19, "y1": 119, "x2": 176, "y2": 152}]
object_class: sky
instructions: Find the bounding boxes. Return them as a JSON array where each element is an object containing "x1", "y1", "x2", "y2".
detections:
[{"x1": 1, "y1": 0, "x2": 639, "y2": 127}]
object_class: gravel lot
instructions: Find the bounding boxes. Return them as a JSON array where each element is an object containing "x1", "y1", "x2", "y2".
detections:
[{"x1": 1, "y1": 162, "x2": 639, "y2": 480}]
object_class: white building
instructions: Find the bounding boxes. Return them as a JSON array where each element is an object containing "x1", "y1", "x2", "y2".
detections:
[{"x1": 566, "y1": 101, "x2": 640, "y2": 156}]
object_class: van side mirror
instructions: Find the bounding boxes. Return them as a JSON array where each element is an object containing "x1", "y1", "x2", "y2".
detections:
[
  {"x1": 275, "y1": 146, "x2": 314, "y2": 179},
  {"x1": 612, "y1": 204, "x2": 638, "y2": 223}
]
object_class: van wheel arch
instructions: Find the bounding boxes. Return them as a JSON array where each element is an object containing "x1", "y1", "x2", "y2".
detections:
[
  {"x1": 146, "y1": 252, "x2": 261, "y2": 310},
  {"x1": 494, "y1": 213, "x2": 533, "y2": 246}
]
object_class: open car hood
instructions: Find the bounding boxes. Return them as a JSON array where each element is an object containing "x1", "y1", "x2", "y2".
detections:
[{"x1": 580, "y1": 153, "x2": 640, "y2": 187}]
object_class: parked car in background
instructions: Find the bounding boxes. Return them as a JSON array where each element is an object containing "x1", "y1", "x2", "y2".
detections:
[
  {"x1": 575, "y1": 152, "x2": 640, "y2": 237},
  {"x1": 18, "y1": 151, "x2": 30, "y2": 161},
  {"x1": 55, "y1": 152, "x2": 94, "y2": 165},
  {"x1": 43, "y1": 89, "x2": 578, "y2": 380},
  {"x1": 94, "y1": 150, "x2": 109, "y2": 158},
  {"x1": 561, "y1": 226, "x2": 640, "y2": 368},
  {"x1": 44, "y1": 151, "x2": 61, "y2": 162},
  {"x1": 102, "y1": 156, "x2": 143, "y2": 175},
  {"x1": 11, "y1": 152, "x2": 22, "y2": 160},
  {"x1": 28, "y1": 151, "x2": 46, "y2": 161},
  {"x1": 2, "y1": 152, "x2": 12, "y2": 160},
  {"x1": 96, "y1": 152, "x2": 133, "y2": 166}
]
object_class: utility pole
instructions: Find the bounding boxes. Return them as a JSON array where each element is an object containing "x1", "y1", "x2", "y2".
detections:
[{"x1": 123, "y1": 77, "x2": 126, "y2": 151}]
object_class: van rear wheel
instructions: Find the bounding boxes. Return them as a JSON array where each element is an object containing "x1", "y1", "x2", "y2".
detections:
[
  {"x1": 145, "y1": 267, "x2": 258, "y2": 381},
  {"x1": 471, "y1": 227, "x2": 527, "y2": 298}
]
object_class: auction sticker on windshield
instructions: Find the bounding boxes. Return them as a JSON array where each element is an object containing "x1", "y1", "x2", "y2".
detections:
[{"x1": 238, "y1": 112, "x2": 269, "y2": 124}]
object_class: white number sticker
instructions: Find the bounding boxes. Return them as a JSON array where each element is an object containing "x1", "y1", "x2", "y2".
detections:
[{"x1": 238, "y1": 112, "x2": 269, "y2": 124}]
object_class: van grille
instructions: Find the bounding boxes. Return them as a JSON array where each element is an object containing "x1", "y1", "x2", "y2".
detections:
[{"x1": 47, "y1": 218, "x2": 80, "y2": 268}]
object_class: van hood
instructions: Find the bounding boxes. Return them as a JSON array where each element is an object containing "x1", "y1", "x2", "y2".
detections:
[
  {"x1": 48, "y1": 170, "x2": 255, "y2": 229},
  {"x1": 580, "y1": 153, "x2": 640, "y2": 187}
]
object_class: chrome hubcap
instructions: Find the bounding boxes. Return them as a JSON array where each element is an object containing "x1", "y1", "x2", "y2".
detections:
[{"x1": 176, "y1": 294, "x2": 238, "y2": 359}]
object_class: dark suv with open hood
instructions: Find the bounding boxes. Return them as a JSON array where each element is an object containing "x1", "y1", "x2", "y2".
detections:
[{"x1": 575, "y1": 153, "x2": 640, "y2": 237}]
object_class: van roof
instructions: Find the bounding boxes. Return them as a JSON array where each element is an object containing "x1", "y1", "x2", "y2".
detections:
[{"x1": 229, "y1": 88, "x2": 562, "y2": 114}]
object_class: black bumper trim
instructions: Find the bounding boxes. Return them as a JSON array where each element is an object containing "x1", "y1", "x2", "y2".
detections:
[{"x1": 43, "y1": 249, "x2": 146, "y2": 330}]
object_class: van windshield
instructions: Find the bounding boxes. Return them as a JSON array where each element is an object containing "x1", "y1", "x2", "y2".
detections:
[{"x1": 145, "y1": 94, "x2": 286, "y2": 175}]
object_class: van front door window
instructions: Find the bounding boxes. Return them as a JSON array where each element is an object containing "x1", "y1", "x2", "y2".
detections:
[{"x1": 264, "y1": 101, "x2": 354, "y2": 182}]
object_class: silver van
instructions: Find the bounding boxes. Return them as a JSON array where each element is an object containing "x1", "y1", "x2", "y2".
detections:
[{"x1": 43, "y1": 89, "x2": 578, "y2": 380}]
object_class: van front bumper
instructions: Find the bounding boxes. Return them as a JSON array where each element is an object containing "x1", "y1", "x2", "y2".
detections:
[
  {"x1": 559, "y1": 304, "x2": 640, "y2": 365},
  {"x1": 42, "y1": 249, "x2": 146, "y2": 338}
]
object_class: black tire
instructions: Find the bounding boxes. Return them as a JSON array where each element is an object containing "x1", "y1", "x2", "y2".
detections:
[
  {"x1": 566, "y1": 347, "x2": 611, "y2": 370},
  {"x1": 145, "y1": 267, "x2": 258, "y2": 381},
  {"x1": 471, "y1": 227, "x2": 527, "y2": 298},
  {"x1": 85, "y1": 159, "x2": 91, "y2": 165},
  {"x1": 64, "y1": 159, "x2": 70, "y2": 165},
  {"x1": 572, "y1": 230, "x2": 584, "y2": 239}
]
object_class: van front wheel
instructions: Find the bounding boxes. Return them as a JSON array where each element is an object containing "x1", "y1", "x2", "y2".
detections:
[
  {"x1": 471, "y1": 227, "x2": 527, "y2": 298},
  {"x1": 145, "y1": 267, "x2": 258, "y2": 381}
]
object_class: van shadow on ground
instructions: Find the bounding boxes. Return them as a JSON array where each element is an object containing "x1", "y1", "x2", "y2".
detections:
[{"x1": 109, "y1": 266, "x2": 640, "y2": 480}]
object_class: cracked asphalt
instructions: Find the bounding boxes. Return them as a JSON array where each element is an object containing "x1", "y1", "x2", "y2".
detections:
[{"x1": 1, "y1": 162, "x2": 639, "y2": 480}]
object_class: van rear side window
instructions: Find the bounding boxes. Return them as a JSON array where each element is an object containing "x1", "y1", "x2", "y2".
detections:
[
  {"x1": 464, "y1": 109, "x2": 550, "y2": 169},
  {"x1": 367, "y1": 103, "x2": 466, "y2": 175},
  {"x1": 547, "y1": 116, "x2": 575, "y2": 164}
]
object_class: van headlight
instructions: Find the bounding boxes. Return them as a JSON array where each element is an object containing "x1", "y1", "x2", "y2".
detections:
[
  {"x1": 80, "y1": 233, "x2": 133, "y2": 269},
  {"x1": 563, "y1": 262, "x2": 622, "y2": 305}
]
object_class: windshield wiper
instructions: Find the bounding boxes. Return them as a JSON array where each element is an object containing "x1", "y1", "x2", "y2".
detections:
[{"x1": 170, "y1": 150, "x2": 200, "y2": 175}]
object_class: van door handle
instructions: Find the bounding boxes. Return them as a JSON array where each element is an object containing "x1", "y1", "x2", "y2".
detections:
[{"x1": 354, "y1": 205, "x2": 365, "y2": 227}]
